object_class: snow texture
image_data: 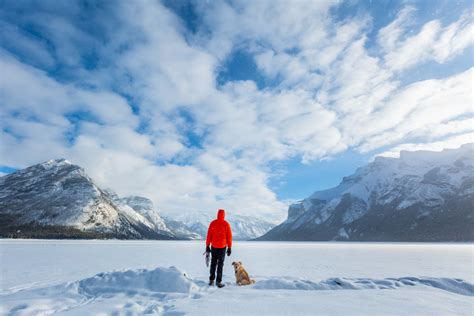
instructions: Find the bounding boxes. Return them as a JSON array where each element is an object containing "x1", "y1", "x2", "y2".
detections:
[
  {"x1": 1, "y1": 240, "x2": 473, "y2": 315},
  {"x1": 78, "y1": 266, "x2": 198, "y2": 296},
  {"x1": 2, "y1": 266, "x2": 472, "y2": 315},
  {"x1": 253, "y1": 276, "x2": 473, "y2": 296}
]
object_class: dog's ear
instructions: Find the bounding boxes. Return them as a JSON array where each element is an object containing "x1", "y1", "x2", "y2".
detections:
[
  {"x1": 239, "y1": 261, "x2": 242, "y2": 264},
  {"x1": 232, "y1": 261, "x2": 236, "y2": 266}
]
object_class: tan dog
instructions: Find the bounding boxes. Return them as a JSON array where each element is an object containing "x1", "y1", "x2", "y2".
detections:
[{"x1": 232, "y1": 261, "x2": 255, "y2": 285}]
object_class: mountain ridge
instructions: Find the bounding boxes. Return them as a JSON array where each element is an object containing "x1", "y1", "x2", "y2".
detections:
[
  {"x1": 0, "y1": 159, "x2": 273, "y2": 240},
  {"x1": 258, "y1": 144, "x2": 474, "y2": 241},
  {"x1": 168, "y1": 210, "x2": 275, "y2": 240},
  {"x1": 0, "y1": 159, "x2": 176, "y2": 239}
]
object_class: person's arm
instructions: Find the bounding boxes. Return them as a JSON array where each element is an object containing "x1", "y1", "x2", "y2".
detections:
[
  {"x1": 206, "y1": 222, "x2": 213, "y2": 247},
  {"x1": 226, "y1": 222, "x2": 232, "y2": 249}
]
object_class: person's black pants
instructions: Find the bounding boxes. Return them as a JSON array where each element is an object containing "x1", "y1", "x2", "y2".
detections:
[{"x1": 209, "y1": 247, "x2": 226, "y2": 283}]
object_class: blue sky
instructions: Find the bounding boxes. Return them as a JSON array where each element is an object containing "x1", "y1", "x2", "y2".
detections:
[{"x1": 0, "y1": 0, "x2": 472, "y2": 220}]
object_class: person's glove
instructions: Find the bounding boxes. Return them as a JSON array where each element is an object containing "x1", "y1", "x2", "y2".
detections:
[
  {"x1": 226, "y1": 247, "x2": 231, "y2": 256},
  {"x1": 206, "y1": 246, "x2": 211, "y2": 253}
]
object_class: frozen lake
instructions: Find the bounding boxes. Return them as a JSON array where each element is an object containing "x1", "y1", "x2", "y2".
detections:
[{"x1": 1, "y1": 240, "x2": 473, "y2": 315}]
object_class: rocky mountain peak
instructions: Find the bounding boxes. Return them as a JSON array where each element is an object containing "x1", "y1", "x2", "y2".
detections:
[
  {"x1": 259, "y1": 144, "x2": 474, "y2": 242},
  {"x1": 0, "y1": 160, "x2": 174, "y2": 239}
]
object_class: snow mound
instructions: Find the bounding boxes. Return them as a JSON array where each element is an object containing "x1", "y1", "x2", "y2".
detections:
[
  {"x1": 2, "y1": 265, "x2": 473, "y2": 315},
  {"x1": 253, "y1": 277, "x2": 474, "y2": 296},
  {"x1": 77, "y1": 266, "x2": 198, "y2": 296}
]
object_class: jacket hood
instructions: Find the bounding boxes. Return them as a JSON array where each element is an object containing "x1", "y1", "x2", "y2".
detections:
[{"x1": 217, "y1": 209, "x2": 225, "y2": 220}]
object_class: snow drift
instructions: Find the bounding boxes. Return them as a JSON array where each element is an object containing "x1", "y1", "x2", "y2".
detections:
[
  {"x1": 78, "y1": 266, "x2": 198, "y2": 296},
  {"x1": 2, "y1": 265, "x2": 473, "y2": 315},
  {"x1": 8, "y1": 266, "x2": 474, "y2": 297},
  {"x1": 71, "y1": 268, "x2": 474, "y2": 298},
  {"x1": 253, "y1": 276, "x2": 474, "y2": 296}
]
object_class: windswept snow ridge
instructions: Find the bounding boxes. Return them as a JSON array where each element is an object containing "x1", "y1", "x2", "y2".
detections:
[
  {"x1": 1, "y1": 267, "x2": 200, "y2": 315},
  {"x1": 253, "y1": 276, "x2": 473, "y2": 296},
  {"x1": 78, "y1": 266, "x2": 198, "y2": 296},
  {"x1": 1, "y1": 266, "x2": 472, "y2": 315}
]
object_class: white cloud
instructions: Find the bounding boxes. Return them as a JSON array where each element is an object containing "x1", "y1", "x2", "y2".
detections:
[
  {"x1": 377, "y1": 6, "x2": 415, "y2": 53},
  {"x1": 198, "y1": 0, "x2": 335, "y2": 58},
  {"x1": 385, "y1": 20, "x2": 441, "y2": 71},
  {"x1": 357, "y1": 67, "x2": 473, "y2": 152},
  {"x1": 1, "y1": 2, "x2": 473, "y2": 221},
  {"x1": 432, "y1": 13, "x2": 474, "y2": 63},
  {"x1": 0, "y1": 50, "x2": 137, "y2": 127},
  {"x1": 383, "y1": 9, "x2": 474, "y2": 71},
  {"x1": 0, "y1": 46, "x2": 289, "y2": 219},
  {"x1": 375, "y1": 133, "x2": 474, "y2": 158},
  {"x1": 406, "y1": 117, "x2": 474, "y2": 140},
  {"x1": 0, "y1": 20, "x2": 55, "y2": 69}
]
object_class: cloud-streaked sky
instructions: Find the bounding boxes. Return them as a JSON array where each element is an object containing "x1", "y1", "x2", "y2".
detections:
[{"x1": 1, "y1": 0, "x2": 473, "y2": 221}]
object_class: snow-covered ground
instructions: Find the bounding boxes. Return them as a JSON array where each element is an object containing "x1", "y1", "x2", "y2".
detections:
[{"x1": 1, "y1": 240, "x2": 472, "y2": 315}]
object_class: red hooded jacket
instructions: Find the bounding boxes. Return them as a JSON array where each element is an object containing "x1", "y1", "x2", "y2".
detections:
[{"x1": 206, "y1": 209, "x2": 232, "y2": 249}]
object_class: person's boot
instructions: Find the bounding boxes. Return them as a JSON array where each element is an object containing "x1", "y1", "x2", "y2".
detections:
[
  {"x1": 209, "y1": 280, "x2": 214, "y2": 286},
  {"x1": 217, "y1": 282, "x2": 225, "y2": 288}
]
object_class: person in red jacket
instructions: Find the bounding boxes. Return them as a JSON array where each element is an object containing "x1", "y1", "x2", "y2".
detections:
[{"x1": 205, "y1": 209, "x2": 232, "y2": 288}]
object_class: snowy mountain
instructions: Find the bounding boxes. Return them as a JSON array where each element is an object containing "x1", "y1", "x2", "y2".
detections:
[
  {"x1": 105, "y1": 191, "x2": 173, "y2": 235},
  {"x1": 0, "y1": 159, "x2": 175, "y2": 239},
  {"x1": 259, "y1": 144, "x2": 474, "y2": 242},
  {"x1": 162, "y1": 218, "x2": 202, "y2": 240},
  {"x1": 169, "y1": 210, "x2": 276, "y2": 240}
]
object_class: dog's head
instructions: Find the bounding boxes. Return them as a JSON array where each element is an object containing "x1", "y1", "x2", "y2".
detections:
[{"x1": 231, "y1": 261, "x2": 243, "y2": 271}]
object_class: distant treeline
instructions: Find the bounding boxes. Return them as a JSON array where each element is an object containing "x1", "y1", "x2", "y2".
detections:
[{"x1": 0, "y1": 214, "x2": 172, "y2": 240}]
